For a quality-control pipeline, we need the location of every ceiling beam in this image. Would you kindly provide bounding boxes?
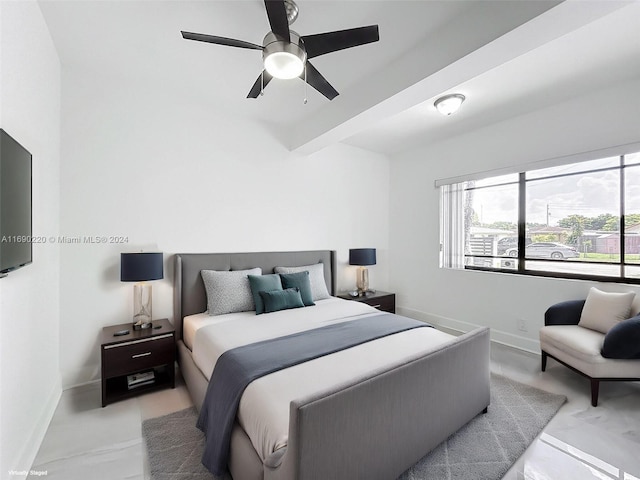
[287,0,631,155]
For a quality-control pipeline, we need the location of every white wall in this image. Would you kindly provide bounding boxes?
[389,77,640,352]
[0,1,61,476]
[59,69,390,387]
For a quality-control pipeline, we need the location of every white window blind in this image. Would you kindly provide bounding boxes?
[439,182,466,269]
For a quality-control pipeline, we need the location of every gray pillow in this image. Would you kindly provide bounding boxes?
[201,267,262,315]
[274,263,330,301]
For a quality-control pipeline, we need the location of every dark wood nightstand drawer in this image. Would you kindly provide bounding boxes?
[337,291,396,314]
[102,334,174,378]
[360,295,395,313]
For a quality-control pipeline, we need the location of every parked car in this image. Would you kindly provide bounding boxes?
[506,242,579,259]
[497,237,531,255]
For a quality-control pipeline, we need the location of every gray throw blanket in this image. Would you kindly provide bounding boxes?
[196,313,430,475]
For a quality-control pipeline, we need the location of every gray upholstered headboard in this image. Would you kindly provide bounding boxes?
[173,250,336,341]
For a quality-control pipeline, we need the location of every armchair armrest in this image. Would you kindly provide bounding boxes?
[602,316,640,359]
[544,299,585,326]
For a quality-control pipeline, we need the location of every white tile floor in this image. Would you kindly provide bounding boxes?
[494,344,640,480]
[31,342,640,480]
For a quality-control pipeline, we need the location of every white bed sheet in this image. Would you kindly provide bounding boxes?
[189,297,454,463]
[184,310,252,351]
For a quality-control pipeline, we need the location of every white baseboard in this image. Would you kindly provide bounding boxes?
[63,378,100,391]
[397,306,541,355]
[9,379,62,480]
[61,364,100,390]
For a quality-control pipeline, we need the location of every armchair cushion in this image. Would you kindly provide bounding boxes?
[540,325,605,364]
[601,315,640,359]
[540,325,640,378]
[577,287,635,333]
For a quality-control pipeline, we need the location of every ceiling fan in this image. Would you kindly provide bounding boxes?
[181,0,379,101]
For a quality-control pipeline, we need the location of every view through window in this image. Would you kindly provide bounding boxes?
[440,151,640,282]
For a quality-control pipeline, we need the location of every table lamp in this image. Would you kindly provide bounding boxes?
[349,248,376,295]
[120,252,163,330]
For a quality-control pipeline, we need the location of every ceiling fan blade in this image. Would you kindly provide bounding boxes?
[181,31,263,50]
[302,25,379,59]
[264,0,290,42]
[247,70,274,98]
[302,61,339,101]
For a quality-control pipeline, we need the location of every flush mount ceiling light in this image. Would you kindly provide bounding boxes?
[262,31,306,79]
[434,93,466,116]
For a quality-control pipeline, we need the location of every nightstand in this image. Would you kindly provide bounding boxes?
[337,291,396,314]
[100,318,176,407]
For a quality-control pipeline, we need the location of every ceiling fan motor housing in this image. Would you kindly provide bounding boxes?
[262,31,307,79]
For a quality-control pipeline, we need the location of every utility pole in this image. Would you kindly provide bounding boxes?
[546,204,550,226]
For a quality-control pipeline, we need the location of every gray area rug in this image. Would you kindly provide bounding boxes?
[142,374,565,480]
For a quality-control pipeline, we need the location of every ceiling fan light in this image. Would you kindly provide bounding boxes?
[434,94,465,116]
[262,31,306,80]
[264,51,304,79]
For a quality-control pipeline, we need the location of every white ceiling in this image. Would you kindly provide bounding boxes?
[344,1,640,155]
[38,0,640,156]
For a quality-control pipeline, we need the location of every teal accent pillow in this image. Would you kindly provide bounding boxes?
[274,263,330,301]
[279,271,315,306]
[248,274,283,314]
[260,288,305,313]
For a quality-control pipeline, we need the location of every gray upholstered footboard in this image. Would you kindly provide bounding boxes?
[179,327,490,480]
[264,326,491,480]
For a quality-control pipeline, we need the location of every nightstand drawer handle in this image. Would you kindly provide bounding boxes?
[371,304,381,309]
[132,352,152,359]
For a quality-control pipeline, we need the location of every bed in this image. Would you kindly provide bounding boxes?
[174,250,490,480]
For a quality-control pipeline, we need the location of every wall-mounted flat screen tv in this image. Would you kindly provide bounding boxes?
[0,129,33,276]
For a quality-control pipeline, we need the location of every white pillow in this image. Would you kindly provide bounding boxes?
[201,268,262,315]
[274,263,331,301]
[578,287,635,333]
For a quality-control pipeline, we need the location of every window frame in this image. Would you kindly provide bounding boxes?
[450,153,640,284]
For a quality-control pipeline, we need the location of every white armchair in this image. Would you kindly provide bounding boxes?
[539,289,640,406]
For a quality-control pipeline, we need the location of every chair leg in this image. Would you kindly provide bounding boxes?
[590,378,599,407]
[541,351,547,371]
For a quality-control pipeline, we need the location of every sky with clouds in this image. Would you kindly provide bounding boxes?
[469,153,640,227]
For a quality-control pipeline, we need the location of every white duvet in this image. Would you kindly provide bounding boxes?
[187,297,454,463]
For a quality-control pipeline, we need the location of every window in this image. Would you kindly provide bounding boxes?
[440,149,640,283]
[624,152,640,277]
